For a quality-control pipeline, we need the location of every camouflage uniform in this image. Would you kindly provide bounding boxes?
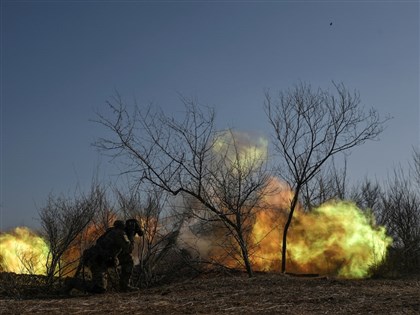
[84,220,134,293]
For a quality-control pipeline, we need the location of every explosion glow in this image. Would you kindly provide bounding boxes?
[0,227,49,275]
[1,136,392,279]
[237,178,392,278]
[0,216,140,276]
[180,132,394,279]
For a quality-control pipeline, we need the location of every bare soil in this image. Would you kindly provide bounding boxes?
[0,272,419,314]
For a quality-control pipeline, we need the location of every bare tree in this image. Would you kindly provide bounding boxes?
[265,82,389,273]
[301,157,348,210]
[15,246,44,275]
[114,186,182,287]
[351,177,382,220]
[96,96,271,277]
[380,167,420,272]
[183,129,272,276]
[411,147,420,187]
[39,185,102,284]
[63,185,115,279]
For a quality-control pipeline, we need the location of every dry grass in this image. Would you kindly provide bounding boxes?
[0,272,419,314]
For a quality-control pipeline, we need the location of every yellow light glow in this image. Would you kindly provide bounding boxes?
[249,179,392,278]
[0,227,50,275]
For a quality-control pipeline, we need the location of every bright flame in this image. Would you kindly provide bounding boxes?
[250,179,393,278]
[179,177,392,278]
[181,131,393,279]
[0,214,163,276]
[0,220,114,276]
[0,227,49,275]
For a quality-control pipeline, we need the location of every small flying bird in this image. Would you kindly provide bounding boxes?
[330,22,333,26]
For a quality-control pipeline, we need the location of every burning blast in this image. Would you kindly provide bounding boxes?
[0,222,113,277]
[250,178,393,278]
[1,197,392,279]
[0,227,49,275]
[178,131,393,279]
[0,132,392,279]
[180,178,392,278]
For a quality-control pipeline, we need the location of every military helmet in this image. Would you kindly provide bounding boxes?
[125,218,143,236]
[113,220,125,230]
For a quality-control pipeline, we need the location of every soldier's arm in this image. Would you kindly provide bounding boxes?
[117,231,132,253]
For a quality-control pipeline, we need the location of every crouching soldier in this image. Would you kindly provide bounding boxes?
[83,219,143,293]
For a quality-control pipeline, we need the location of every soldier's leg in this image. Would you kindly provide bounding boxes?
[90,262,107,293]
[118,253,137,291]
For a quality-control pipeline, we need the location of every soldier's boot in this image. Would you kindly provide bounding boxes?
[120,283,139,292]
[62,277,75,295]
[90,267,107,294]
[119,274,139,292]
[89,284,106,294]
[62,277,88,295]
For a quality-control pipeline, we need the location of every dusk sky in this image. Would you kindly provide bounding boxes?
[1,1,419,230]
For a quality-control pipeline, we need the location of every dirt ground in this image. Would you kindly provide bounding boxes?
[0,272,419,314]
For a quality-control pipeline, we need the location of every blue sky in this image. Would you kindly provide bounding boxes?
[1,1,419,230]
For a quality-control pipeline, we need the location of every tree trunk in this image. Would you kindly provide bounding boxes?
[46,255,60,285]
[239,237,254,277]
[281,185,301,273]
